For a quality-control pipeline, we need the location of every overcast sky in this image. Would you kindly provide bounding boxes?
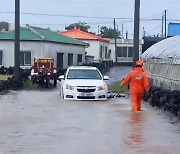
[0,0,180,38]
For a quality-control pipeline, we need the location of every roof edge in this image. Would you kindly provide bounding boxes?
[26,24,46,40]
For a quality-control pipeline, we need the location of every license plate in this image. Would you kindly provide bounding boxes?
[79,93,93,96]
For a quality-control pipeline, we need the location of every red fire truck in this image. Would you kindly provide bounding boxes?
[31,58,57,88]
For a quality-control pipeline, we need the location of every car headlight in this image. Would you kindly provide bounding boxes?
[98,84,107,91]
[66,84,74,90]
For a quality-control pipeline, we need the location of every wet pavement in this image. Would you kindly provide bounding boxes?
[0,66,180,154]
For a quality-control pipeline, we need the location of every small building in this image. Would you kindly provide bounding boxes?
[142,36,164,54]
[0,22,15,31]
[168,22,180,37]
[60,28,113,68]
[109,38,142,65]
[0,25,88,69]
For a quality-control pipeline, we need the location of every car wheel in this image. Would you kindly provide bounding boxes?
[45,76,50,88]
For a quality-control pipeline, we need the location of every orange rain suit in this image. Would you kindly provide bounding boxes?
[121,67,149,112]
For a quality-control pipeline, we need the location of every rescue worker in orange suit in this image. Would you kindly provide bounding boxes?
[121,60,149,112]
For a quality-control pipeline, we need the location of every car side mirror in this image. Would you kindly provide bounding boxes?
[103,76,109,80]
[58,75,65,81]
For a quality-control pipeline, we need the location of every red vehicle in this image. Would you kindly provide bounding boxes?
[31,58,57,88]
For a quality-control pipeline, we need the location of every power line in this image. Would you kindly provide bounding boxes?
[1,11,180,22]
[34,0,180,5]
[21,21,113,26]
[49,0,131,5]
[141,11,164,19]
[0,11,131,20]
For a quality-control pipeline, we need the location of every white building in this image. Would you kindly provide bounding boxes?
[60,28,113,68]
[109,38,143,65]
[0,25,88,69]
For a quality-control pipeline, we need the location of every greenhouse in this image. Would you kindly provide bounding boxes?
[141,36,180,90]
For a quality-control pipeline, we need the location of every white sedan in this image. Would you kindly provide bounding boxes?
[59,66,109,100]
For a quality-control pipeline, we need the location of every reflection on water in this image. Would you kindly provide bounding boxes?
[1,83,180,153]
[124,112,145,148]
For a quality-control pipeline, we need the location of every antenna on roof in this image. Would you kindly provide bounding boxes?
[26,24,46,40]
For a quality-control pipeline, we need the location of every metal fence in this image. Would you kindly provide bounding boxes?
[143,62,180,90]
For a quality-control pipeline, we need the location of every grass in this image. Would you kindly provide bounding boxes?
[109,80,128,94]
[23,80,40,90]
[0,75,12,81]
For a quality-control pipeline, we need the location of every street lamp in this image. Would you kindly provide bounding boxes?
[14,0,20,80]
[133,0,140,67]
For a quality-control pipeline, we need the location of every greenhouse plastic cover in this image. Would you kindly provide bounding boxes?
[141,35,180,59]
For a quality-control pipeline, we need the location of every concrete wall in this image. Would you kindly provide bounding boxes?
[0,40,86,69]
[143,62,180,90]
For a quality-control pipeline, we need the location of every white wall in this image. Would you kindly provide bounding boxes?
[83,40,109,63]
[0,41,86,68]
[0,41,44,68]
[109,38,142,62]
[99,41,109,60]
[21,42,44,67]
[43,42,85,68]
[0,41,14,67]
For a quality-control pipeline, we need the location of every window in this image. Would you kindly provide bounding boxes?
[100,46,103,58]
[122,47,127,57]
[128,47,133,57]
[20,51,31,66]
[77,54,82,63]
[0,50,2,65]
[67,69,102,80]
[107,50,111,58]
[117,47,123,57]
[68,53,73,65]
[117,47,127,57]
[105,47,108,58]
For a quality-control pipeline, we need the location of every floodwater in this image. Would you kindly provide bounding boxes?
[0,66,180,154]
[103,66,132,86]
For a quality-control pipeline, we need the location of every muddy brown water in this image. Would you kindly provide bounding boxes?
[0,66,180,154]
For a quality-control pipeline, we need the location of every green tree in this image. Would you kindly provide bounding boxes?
[100,26,121,38]
[65,22,90,32]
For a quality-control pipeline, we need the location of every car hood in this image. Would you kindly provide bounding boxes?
[65,79,105,87]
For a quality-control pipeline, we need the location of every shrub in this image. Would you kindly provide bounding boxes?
[23,80,39,89]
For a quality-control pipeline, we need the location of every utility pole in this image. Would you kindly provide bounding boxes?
[98,25,100,36]
[126,31,128,39]
[133,0,140,67]
[14,0,20,80]
[113,18,117,63]
[122,24,124,39]
[164,10,167,38]
[161,14,164,37]
[143,27,145,37]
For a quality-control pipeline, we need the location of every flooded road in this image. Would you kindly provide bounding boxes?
[103,66,132,86]
[0,66,180,154]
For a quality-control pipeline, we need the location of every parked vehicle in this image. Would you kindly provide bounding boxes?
[58,66,109,100]
[31,58,57,88]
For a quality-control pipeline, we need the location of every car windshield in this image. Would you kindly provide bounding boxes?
[67,69,102,80]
